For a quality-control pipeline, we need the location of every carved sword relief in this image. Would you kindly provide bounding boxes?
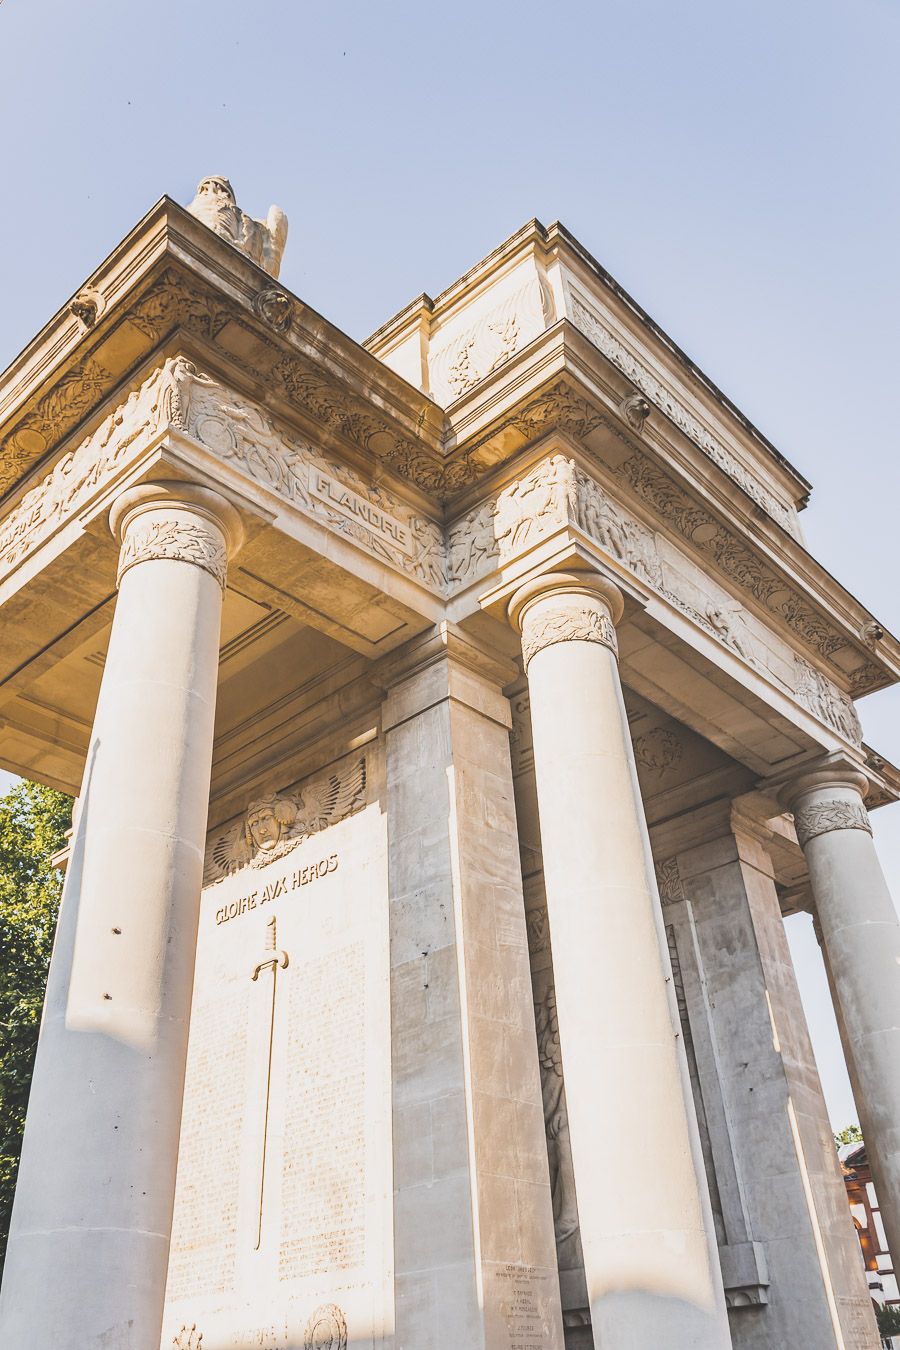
[250,915,289,1251]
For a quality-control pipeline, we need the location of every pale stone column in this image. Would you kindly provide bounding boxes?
[658,803,880,1348]
[508,571,732,1350]
[378,626,565,1350]
[783,760,900,1271]
[0,481,242,1349]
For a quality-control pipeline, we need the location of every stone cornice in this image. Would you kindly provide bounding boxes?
[1,200,896,709]
[0,198,447,505]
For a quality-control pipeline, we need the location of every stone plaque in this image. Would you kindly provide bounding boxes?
[162,805,391,1349]
[309,469,413,556]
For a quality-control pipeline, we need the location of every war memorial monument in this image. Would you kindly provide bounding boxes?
[0,178,898,1349]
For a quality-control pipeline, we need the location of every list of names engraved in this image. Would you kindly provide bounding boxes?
[167,981,249,1301]
[279,943,366,1280]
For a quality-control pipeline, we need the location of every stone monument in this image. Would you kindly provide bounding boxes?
[0,177,897,1350]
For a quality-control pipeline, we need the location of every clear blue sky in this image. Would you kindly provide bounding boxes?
[1,0,898,1128]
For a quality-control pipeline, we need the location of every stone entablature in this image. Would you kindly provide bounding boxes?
[0,202,895,703]
[367,219,807,538]
[0,353,868,753]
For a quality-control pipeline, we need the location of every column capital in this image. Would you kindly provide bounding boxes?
[508,569,624,670]
[778,753,869,810]
[778,754,872,848]
[109,480,244,590]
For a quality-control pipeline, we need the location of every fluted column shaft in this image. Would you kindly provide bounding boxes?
[0,481,242,1349]
[509,571,731,1350]
[785,764,900,1269]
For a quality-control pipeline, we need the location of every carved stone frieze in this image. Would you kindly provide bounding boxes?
[794,655,863,747]
[617,452,883,695]
[203,757,367,885]
[526,905,550,958]
[117,519,228,589]
[184,375,447,591]
[655,857,685,905]
[575,465,662,587]
[793,799,872,849]
[0,358,448,594]
[569,292,799,537]
[520,603,618,670]
[0,356,199,575]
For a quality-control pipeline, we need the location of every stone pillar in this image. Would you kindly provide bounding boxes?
[508,571,731,1350]
[0,481,242,1349]
[378,626,565,1350]
[783,759,900,1271]
[657,802,880,1348]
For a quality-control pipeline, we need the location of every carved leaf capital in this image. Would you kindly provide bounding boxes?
[793,799,872,848]
[520,602,618,670]
[117,519,228,589]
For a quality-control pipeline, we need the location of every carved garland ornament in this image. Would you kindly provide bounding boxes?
[520,603,618,670]
[793,799,872,849]
[118,519,227,589]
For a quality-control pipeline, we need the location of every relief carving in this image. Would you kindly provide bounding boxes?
[794,656,863,747]
[618,452,882,696]
[117,519,228,589]
[526,905,550,958]
[509,689,534,778]
[655,857,685,905]
[793,799,871,849]
[0,357,449,593]
[633,727,683,777]
[570,293,798,536]
[575,468,662,586]
[430,278,546,402]
[534,986,580,1253]
[204,757,366,885]
[303,1303,348,1350]
[0,356,202,576]
[520,603,618,670]
[447,454,576,587]
[186,377,448,590]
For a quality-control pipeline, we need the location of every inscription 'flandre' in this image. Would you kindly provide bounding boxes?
[310,470,412,555]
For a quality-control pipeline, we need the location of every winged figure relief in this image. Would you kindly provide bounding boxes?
[203,757,367,885]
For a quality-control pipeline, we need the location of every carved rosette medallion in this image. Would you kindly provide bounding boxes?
[117,519,228,589]
[304,1303,348,1350]
[520,603,618,671]
[793,799,872,849]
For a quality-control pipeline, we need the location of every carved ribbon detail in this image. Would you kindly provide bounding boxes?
[118,519,228,589]
[793,799,872,848]
[520,603,618,670]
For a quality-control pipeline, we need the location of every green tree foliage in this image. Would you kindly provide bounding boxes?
[876,1301,900,1337]
[0,780,71,1269]
[835,1123,864,1148]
